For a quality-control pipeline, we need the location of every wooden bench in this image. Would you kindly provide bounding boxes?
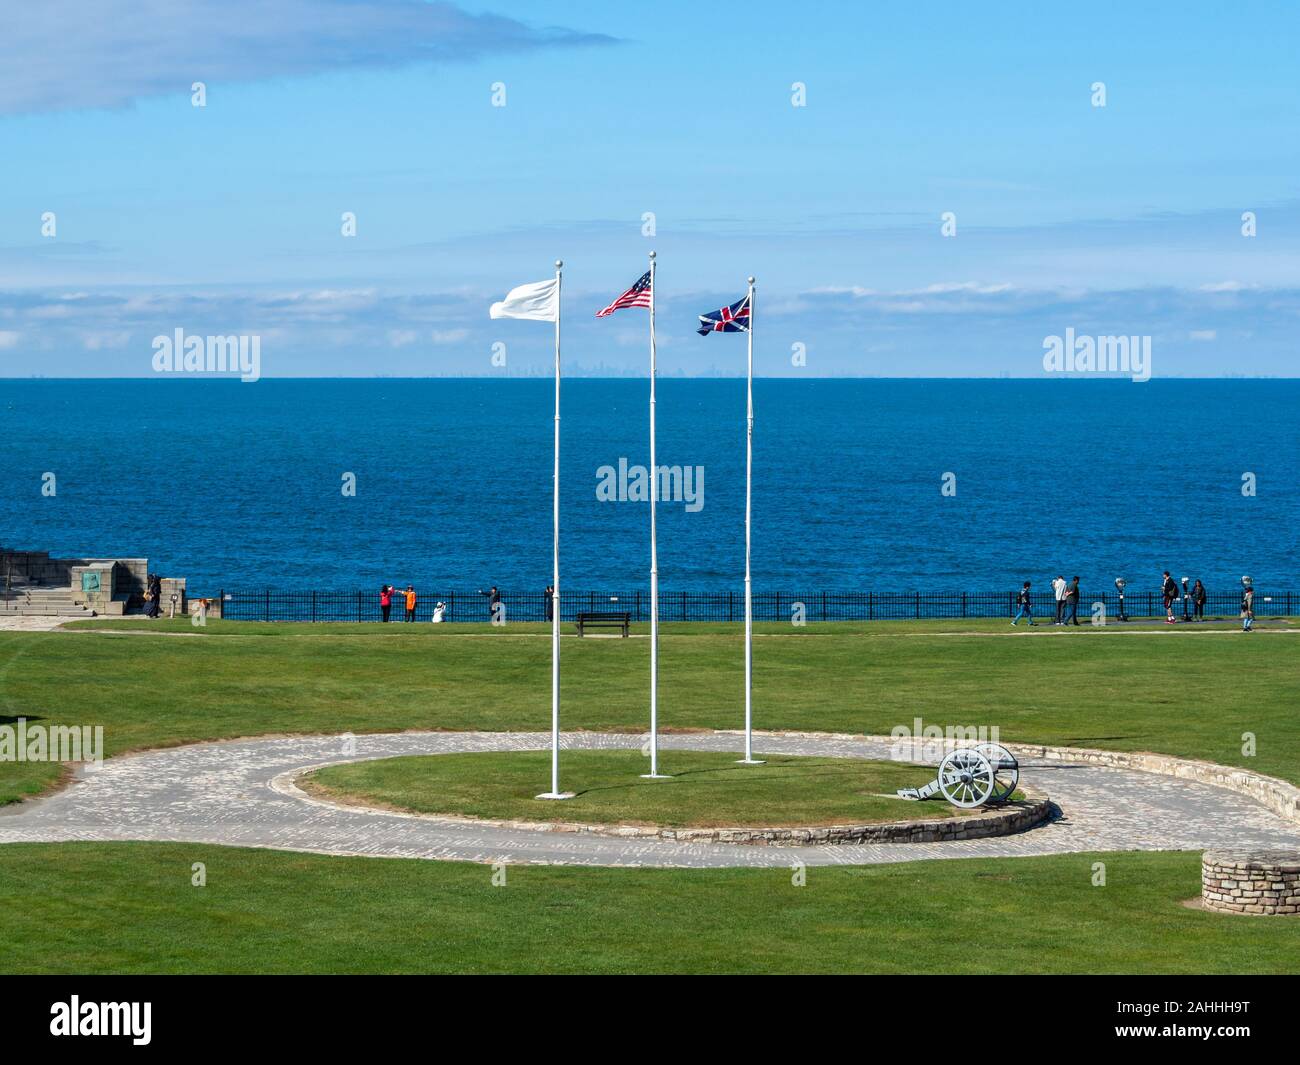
[576,611,630,637]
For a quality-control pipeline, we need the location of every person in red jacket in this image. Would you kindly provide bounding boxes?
[379,584,393,622]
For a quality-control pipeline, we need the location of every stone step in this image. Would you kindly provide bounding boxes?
[0,606,95,616]
[8,591,77,600]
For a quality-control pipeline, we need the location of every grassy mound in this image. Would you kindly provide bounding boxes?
[302,749,957,827]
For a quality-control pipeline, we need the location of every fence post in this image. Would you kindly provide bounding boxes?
[264,589,270,622]
[821,591,827,621]
[357,591,362,622]
[915,592,920,619]
[311,590,317,624]
[962,592,967,618]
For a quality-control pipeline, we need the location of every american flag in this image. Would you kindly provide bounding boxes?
[595,270,652,317]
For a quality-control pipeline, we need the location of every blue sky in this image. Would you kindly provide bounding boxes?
[1,0,1297,377]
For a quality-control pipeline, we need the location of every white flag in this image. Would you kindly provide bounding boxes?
[490,278,559,322]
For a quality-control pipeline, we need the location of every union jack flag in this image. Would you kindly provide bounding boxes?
[595,271,652,317]
[697,294,750,335]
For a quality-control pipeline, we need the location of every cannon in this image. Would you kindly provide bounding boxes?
[896,743,1020,809]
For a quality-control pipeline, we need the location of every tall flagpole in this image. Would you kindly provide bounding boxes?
[642,249,668,779]
[537,260,573,799]
[738,276,764,765]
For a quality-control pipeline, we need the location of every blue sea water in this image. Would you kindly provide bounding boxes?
[1,378,1297,596]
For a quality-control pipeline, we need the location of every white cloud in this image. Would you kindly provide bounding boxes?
[0,330,20,348]
[1189,330,1217,341]
[0,1,614,116]
[81,331,131,350]
[430,329,469,344]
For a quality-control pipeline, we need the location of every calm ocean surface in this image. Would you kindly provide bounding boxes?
[2,378,1297,596]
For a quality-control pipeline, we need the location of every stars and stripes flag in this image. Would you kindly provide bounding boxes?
[595,270,652,316]
[697,294,751,335]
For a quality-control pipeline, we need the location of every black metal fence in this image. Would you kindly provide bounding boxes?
[214,589,1296,623]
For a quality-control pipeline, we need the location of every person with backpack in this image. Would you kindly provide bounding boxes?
[1012,581,1034,626]
[1162,571,1178,624]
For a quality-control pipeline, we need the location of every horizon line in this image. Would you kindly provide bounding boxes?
[2,375,1296,382]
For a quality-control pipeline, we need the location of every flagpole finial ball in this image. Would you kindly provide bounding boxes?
[748,276,756,285]
[649,250,656,260]
[555,260,563,269]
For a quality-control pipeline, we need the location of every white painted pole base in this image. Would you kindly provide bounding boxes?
[639,773,672,779]
[535,792,576,800]
[735,759,766,765]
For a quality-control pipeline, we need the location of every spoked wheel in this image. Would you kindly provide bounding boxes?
[937,749,995,808]
[973,742,1020,803]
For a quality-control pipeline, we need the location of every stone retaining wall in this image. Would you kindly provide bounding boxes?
[292,773,1052,847]
[1202,851,1300,915]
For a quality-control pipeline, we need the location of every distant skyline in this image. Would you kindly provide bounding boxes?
[2,1,1298,378]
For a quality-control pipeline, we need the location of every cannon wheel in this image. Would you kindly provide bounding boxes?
[974,742,1019,803]
[937,749,995,808]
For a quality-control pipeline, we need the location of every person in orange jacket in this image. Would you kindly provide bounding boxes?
[403,585,417,622]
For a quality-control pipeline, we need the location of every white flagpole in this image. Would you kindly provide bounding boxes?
[738,276,764,765]
[642,250,668,779]
[537,260,572,799]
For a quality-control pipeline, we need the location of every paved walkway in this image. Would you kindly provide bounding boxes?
[0,616,77,632]
[2,731,1298,867]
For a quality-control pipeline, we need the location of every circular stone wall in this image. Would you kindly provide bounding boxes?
[1202,851,1300,915]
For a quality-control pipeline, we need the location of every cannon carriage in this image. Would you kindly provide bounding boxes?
[896,742,1020,809]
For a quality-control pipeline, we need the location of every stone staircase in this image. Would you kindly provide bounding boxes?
[0,579,98,618]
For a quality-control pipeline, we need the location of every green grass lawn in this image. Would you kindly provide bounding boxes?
[302,750,957,826]
[2,619,1297,805]
[0,843,1295,974]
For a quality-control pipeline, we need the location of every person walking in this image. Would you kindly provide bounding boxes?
[1162,571,1178,624]
[1052,575,1067,625]
[1241,583,1255,632]
[144,573,162,619]
[379,584,393,622]
[1066,576,1081,625]
[403,584,417,622]
[1012,581,1034,626]
[1192,579,1207,621]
